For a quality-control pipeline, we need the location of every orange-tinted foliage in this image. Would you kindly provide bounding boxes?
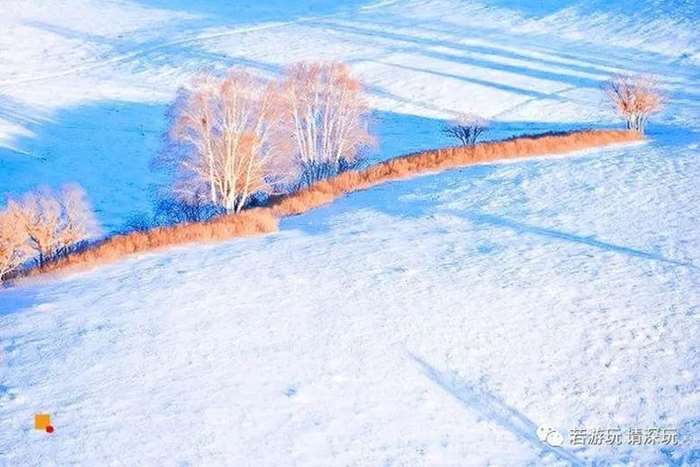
[18,129,641,282]
[27,208,278,277]
[0,200,31,280]
[165,69,290,212]
[275,62,373,170]
[270,129,642,216]
[604,75,663,133]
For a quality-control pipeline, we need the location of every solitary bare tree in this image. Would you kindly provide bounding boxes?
[0,200,31,281]
[443,114,489,146]
[276,62,373,186]
[166,69,289,213]
[604,74,663,134]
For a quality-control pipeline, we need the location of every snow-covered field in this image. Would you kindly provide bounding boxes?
[1,0,699,465]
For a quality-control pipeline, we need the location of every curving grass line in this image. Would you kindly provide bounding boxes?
[268,129,642,216]
[18,129,642,282]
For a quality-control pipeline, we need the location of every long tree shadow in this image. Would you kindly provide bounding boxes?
[0,53,281,234]
[365,60,565,101]
[324,15,700,101]
[348,15,637,78]
[311,19,606,90]
[283,118,697,271]
[286,181,698,272]
[468,212,698,270]
[409,353,585,466]
[348,11,700,79]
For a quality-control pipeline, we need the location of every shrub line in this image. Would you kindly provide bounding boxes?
[13,129,642,284]
[268,129,642,216]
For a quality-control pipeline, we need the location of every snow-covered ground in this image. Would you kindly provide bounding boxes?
[1,0,699,465]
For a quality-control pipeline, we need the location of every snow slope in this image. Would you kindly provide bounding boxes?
[1,0,699,465]
[1,0,698,230]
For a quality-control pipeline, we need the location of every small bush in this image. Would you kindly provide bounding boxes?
[123,189,223,234]
[442,114,489,146]
[152,197,222,227]
[603,74,663,134]
[294,156,366,190]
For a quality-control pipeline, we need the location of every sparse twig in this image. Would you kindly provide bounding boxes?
[603,74,663,134]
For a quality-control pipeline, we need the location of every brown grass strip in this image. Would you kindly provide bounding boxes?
[270,129,642,216]
[27,208,278,277]
[20,129,641,281]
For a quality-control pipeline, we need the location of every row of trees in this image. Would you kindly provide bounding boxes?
[160,63,663,216]
[439,74,663,148]
[159,62,374,213]
[0,185,98,281]
[1,67,663,282]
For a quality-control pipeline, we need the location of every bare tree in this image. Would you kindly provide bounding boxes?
[442,114,489,146]
[276,62,373,187]
[19,188,64,266]
[0,200,30,281]
[165,69,289,213]
[56,184,100,254]
[603,74,663,134]
[15,185,99,266]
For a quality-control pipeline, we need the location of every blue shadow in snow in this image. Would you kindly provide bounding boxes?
[0,106,444,233]
[319,16,700,103]
[411,354,699,464]
[20,19,283,78]
[0,100,169,232]
[286,170,698,270]
[409,353,586,466]
[0,286,38,317]
[367,110,449,163]
[313,19,601,93]
[283,116,697,271]
[129,0,370,22]
[468,212,698,270]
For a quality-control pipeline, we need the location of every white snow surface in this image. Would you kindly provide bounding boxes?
[1,0,699,465]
